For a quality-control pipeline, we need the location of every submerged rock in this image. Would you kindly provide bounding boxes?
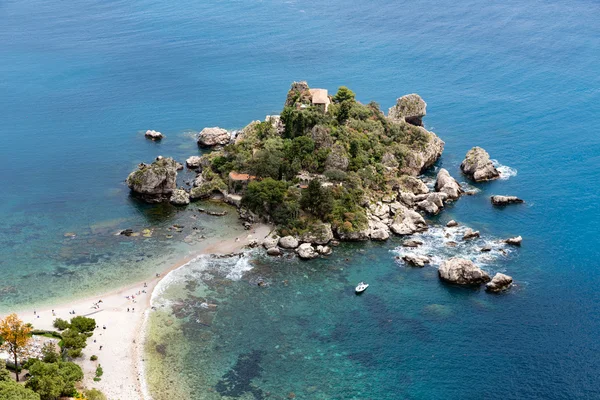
[486,273,513,293]
[402,254,431,267]
[438,258,491,285]
[197,127,230,147]
[491,195,524,206]
[388,94,427,126]
[126,157,178,203]
[505,236,522,246]
[296,243,318,259]
[278,236,299,249]
[460,147,500,181]
[145,129,163,141]
[435,168,463,200]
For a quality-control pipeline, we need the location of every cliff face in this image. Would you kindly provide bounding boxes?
[126,157,178,203]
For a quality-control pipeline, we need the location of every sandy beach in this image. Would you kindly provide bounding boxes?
[15,223,272,400]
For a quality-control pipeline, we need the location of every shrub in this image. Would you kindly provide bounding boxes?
[95,364,103,378]
[69,316,96,333]
[84,388,107,400]
[53,318,70,331]
[90,355,98,361]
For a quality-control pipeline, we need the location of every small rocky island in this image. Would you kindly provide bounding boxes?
[126,82,519,293]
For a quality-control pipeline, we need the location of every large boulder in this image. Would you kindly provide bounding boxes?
[416,192,448,214]
[197,127,230,147]
[388,94,427,126]
[505,236,522,246]
[169,188,190,206]
[435,168,463,200]
[463,229,480,240]
[491,195,524,206]
[460,147,500,182]
[298,223,334,245]
[262,235,280,250]
[145,130,163,141]
[486,273,513,293]
[369,221,390,241]
[369,202,390,219]
[296,243,318,260]
[278,236,299,249]
[398,126,445,176]
[266,247,282,257]
[390,204,428,235]
[402,254,431,267]
[398,176,429,195]
[126,157,178,203]
[186,156,202,169]
[438,258,491,285]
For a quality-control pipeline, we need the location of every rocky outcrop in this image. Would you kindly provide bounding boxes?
[262,235,280,250]
[325,144,349,171]
[402,254,431,267]
[435,169,463,200]
[438,258,491,285]
[446,220,458,227]
[399,126,445,176]
[335,227,370,241]
[285,81,311,107]
[316,245,332,255]
[505,236,522,246]
[416,192,448,214]
[296,243,318,260]
[460,147,499,181]
[126,157,178,203]
[186,156,202,169]
[398,176,429,195]
[278,236,299,249]
[402,239,423,248]
[169,188,190,206]
[388,94,427,126]
[463,229,480,240]
[486,273,513,293]
[197,127,230,147]
[491,195,524,206]
[266,247,281,256]
[298,223,334,245]
[390,205,428,235]
[369,221,390,241]
[369,202,390,219]
[145,130,163,141]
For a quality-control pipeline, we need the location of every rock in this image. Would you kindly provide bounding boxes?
[446,241,458,247]
[402,239,423,248]
[388,94,427,126]
[390,205,428,235]
[416,192,448,214]
[486,273,513,293]
[176,162,184,171]
[491,195,524,206]
[460,147,500,182]
[247,239,259,248]
[398,126,445,176]
[278,236,299,249]
[463,229,480,240]
[285,81,311,107]
[402,254,431,267]
[316,245,332,255]
[446,220,458,227]
[438,258,491,285]
[296,243,318,260]
[186,156,202,169]
[480,245,492,252]
[397,192,417,207]
[369,202,390,219]
[169,189,190,206]
[334,226,370,241]
[369,221,390,241]
[224,193,242,207]
[192,174,205,188]
[435,169,463,200]
[126,157,178,203]
[266,247,281,257]
[325,144,349,171]
[262,235,280,250]
[504,236,522,246]
[197,127,230,147]
[145,130,163,141]
[119,229,134,236]
[298,223,334,245]
[398,176,429,195]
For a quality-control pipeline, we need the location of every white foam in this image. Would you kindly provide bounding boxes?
[225,255,253,281]
[492,159,518,180]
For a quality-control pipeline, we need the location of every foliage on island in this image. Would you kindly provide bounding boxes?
[197,83,440,236]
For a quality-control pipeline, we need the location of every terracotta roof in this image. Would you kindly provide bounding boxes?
[309,88,330,105]
[229,171,255,181]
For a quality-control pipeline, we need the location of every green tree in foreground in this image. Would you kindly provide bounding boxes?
[26,360,83,400]
[61,328,88,358]
[0,380,40,400]
[69,316,96,333]
[84,388,107,400]
[0,360,11,382]
[0,313,32,381]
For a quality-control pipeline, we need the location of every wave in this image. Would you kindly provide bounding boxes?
[492,159,518,180]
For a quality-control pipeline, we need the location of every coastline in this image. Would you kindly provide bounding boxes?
[14,223,273,400]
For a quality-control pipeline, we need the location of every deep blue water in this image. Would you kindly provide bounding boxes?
[2,0,600,398]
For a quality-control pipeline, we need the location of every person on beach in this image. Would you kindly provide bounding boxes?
[127,308,130,312]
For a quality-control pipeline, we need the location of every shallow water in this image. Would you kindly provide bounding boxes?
[2,0,600,398]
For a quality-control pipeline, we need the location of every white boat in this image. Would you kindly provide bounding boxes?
[355,282,369,293]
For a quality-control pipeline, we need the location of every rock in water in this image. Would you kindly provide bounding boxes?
[145,130,163,141]
[491,195,524,206]
[505,236,522,246]
[402,239,423,248]
[262,235,280,250]
[296,243,318,259]
[486,273,513,293]
[197,127,230,147]
[186,156,202,169]
[463,228,480,240]
[390,204,428,235]
[298,223,334,245]
[266,247,281,256]
[460,147,500,181]
[416,192,448,214]
[435,168,463,200]
[126,157,178,203]
[446,220,459,227]
[169,189,190,206]
[402,254,431,267]
[278,236,299,249]
[388,94,427,126]
[316,245,332,255]
[438,258,491,285]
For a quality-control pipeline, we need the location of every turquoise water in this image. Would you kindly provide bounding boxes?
[2,0,600,398]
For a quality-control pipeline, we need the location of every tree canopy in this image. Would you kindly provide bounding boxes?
[0,313,32,382]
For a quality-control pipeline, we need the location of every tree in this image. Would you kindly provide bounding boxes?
[333,86,356,103]
[0,313,32,382]
[52,319,70,331]
[84,388,107,400]
[60,329,88,358]
[0,360,11,382]
[41,343,60,364]
[69,316,96,333]
[300,180,334,219]
[0,380,40,400]
[26,360,83,400]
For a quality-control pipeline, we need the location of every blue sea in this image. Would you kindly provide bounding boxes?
[2,0,600,399]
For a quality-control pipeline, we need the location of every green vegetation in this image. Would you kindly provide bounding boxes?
[25,360,83,400]
[0,380,40,400]
[83,388,107,400]
[201,83,434,236]
[90,355,98,361]
[52,319,70,331]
